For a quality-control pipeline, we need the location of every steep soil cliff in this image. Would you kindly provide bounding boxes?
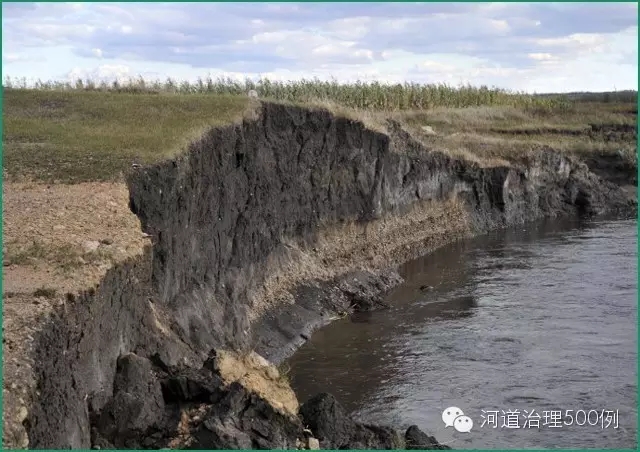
[25,102,636,449]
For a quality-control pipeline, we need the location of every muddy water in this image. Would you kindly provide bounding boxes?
[288,217,637,449]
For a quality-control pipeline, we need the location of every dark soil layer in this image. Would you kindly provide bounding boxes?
[25,102,637,449]
[581,151,638,187]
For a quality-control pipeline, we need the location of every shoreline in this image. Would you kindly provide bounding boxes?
[4,101,637,449]
[255,210,638,368]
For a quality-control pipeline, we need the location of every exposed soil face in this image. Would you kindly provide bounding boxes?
[581,151,638,188]
[7,102,637,449]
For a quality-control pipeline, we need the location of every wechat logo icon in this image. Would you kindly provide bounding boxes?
[442,406,473,433]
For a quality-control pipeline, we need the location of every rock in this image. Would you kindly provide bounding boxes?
[349,423,404,449]
[94,353,165,443]
[189,382,303,450]
[405,425,450,450]
[83,241,100,253]
[419,285,434,292]
[90,427,114,450]
[307,437,320,450]
[159,366,224,404]
[52,224,65,231]
[300,392,412,449]
[99,238,113,245]
[142,436,157,447]
[201,349,218,372]
[421,125,437,135]
[355,293,390,311]
[17,406,28,422]
[158,352,224,404]
[337,269,401,312]
[299,393,355,449]
[17,430,29,449]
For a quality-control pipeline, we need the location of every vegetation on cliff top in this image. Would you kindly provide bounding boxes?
[3,89,250,183]
[4,75,578,110]
[2,77,637,183]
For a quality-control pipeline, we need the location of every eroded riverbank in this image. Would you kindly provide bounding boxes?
[10,102,637,449]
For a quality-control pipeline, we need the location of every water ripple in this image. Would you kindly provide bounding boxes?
[288,218,637,449]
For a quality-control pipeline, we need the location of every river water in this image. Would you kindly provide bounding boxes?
[288,217,637,449]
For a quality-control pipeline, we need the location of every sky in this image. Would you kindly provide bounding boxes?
[2,2,638,93]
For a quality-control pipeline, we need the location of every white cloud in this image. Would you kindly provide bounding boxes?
[3,53,29,63]
[243,31,290,45]
[310,41,374,63]
[534,33,607,48]
[1,2,637,92]
[326,16,371,40]
[418,60,458,73]
[489,19,510,32]
[528,53,556,61]
[67,64,131,82]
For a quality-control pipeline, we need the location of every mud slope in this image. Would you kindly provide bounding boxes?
[26,102,636,449]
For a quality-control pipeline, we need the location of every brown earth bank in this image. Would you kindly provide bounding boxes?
[4,101,637,449]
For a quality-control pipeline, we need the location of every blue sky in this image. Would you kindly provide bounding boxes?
[2,2,638,93]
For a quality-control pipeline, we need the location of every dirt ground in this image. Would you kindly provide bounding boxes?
[2,181,148,449]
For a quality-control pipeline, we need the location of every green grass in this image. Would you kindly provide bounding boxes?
[2,78,637,182]
[536,90,638,104]
[3,89,250,183]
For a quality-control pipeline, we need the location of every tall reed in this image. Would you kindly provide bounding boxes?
[3,75,581,111]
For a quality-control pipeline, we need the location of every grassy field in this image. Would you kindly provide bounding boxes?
[2,79,637,182]
[3,89,251,183]
[395,101,637,165]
